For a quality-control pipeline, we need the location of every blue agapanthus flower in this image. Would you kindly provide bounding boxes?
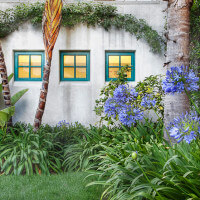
[167,112,200,143]
[118,105,143,127]
[57,120,69,128]
[104,98,117,118]
[104,84,143,127]
[141,95,156,108]
[162,66,199,94]
[113,85,128,103]
[113,85,138,104]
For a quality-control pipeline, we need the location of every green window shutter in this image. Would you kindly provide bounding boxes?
[60,52,90,81]
[14,51,45,81]
[105,52,135,82]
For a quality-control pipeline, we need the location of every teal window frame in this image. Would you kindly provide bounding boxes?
[14,51,44,81]
[105,52,135,82]
[60,52,90,81]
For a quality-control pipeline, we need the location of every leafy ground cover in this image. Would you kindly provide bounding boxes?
[0,172,103,200]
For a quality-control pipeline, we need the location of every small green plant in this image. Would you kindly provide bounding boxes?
[135,74,164,118]
[0,106,15,128]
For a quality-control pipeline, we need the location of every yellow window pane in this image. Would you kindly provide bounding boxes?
[126,68,132,78]
[31,55,41,66]
[18,55,29,66]
[76,68,86,78]
[18,67,29,78]
[109,67,119,78]
[76,56,86,66]
[109,56,119,66]
[64,67,74,78]
[121,56,131,66]
[31,68,41,78]
[64,56,74,66]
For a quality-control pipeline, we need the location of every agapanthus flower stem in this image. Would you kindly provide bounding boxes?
[184,89,200,115]
[153,110,173,146]
[153,109,161,121]
[165,127,173,146]
[144,117,161,142]
[136,160,164,200]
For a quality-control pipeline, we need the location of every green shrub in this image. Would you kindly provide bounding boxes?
[0,122,91,175]
[95,66,164,125]
[63,126,106,172]
[88,134,200,200]
[0,124,63,175]
[63,120,164,172]
[39,122,88,146]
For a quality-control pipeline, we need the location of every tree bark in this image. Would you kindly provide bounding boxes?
[33,0,62,131]
[0,42,11,107]
[0,42,13,126]
[34,62,51,130]
[164,0,193,139]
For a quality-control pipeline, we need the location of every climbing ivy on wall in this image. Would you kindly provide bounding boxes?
[190,0,200,108]
[0,2,164,54]
[190,0,200,71]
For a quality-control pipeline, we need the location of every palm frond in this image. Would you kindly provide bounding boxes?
[42,0,62,61]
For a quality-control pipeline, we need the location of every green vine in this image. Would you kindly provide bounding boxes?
[0,2,164,54]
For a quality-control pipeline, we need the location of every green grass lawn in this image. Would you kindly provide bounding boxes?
[0,172,103,200]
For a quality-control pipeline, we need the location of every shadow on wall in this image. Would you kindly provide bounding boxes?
[13,98,28,122]
[63,85,72,121]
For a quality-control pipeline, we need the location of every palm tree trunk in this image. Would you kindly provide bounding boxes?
[0,42,11,107]
[34,62,51,130]
[0,42,12,126]
[33,0,62,131]
[164,0,193,139]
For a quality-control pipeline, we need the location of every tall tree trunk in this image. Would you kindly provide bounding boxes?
[0,42,12,126]
[164,0,193,139]
[33,0,62,131]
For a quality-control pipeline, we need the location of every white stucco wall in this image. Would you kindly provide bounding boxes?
[0,0,167,126]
